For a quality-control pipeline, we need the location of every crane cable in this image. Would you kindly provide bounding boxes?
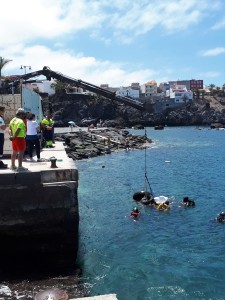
[143,128,153,196]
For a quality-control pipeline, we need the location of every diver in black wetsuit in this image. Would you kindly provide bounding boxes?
[148,198,157,206]
[216,212,225,223]
[181,196,195,207]
[140,193,156,206]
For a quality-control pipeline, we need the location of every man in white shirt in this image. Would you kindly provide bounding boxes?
[0,106,7,169]
[26,113,41,161]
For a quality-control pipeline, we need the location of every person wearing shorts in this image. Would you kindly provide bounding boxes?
[9,108,28,171]
[0,106,7,169]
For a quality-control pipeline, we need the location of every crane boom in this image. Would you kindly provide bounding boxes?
[7,66,145,110]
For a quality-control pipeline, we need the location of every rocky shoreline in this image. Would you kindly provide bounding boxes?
[55,127,152,160]
[46,91,225,129]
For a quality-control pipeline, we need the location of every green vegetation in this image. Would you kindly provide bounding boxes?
[50,80,69,92]
[0,56,12,77]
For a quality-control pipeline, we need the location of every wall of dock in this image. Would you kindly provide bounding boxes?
[0,145,79,268]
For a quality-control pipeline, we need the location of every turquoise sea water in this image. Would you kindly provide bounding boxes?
[77,126,225,300]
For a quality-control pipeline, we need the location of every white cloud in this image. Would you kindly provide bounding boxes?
[1,0,224,87]
[211,17,225,30]
[1,45,158,86]
[108,0,217,41]
[0,0,105,47]
[199,71,220,78]
[0,0,219,47]
[201,47,225,56]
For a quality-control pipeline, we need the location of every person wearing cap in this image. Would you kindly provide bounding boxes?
[0,106,7,169]
[9,108,28,171]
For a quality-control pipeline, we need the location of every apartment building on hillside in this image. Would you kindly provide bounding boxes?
[170,85,193,103]
[190,80,203,90]
[116,83,140,98]
[140,80,157,97]
[168,79,203,90]
[159,82,170,93]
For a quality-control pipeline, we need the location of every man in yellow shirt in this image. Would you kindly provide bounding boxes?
[0,106,7,169]
[9,108,28,171]
[41,113,54,148]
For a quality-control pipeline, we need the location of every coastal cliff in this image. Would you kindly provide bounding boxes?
[44,90,225,127]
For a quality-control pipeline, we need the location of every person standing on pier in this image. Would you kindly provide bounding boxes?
[41,113,54,148]
[26,113,41,161]
[125,137,130,151]
[0,106,7,169]
[9,108,28,171]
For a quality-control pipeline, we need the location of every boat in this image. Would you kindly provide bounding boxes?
[154,125,164,130]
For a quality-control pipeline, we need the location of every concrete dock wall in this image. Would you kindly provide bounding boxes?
[0,142,79,267]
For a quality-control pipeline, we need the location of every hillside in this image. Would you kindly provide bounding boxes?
[205,95,225,112]
[46,91,225,127]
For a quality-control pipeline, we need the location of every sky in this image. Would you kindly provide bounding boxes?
[0,0,225,88]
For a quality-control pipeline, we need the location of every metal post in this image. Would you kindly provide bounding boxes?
[20,65,31,74]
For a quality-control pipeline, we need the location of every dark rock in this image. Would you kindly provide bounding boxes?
[55,128,152,161]
[210,123,224,129]
[42,91,225,127]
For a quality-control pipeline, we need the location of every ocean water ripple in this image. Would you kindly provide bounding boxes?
[77,127,225,299]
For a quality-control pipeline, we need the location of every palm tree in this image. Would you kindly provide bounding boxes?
[182,94,189,103]
[201,89,205,99]
[193,88,199,100]
[222,84,225,96]
[0,56,12,78]
[215,86,221,96]
[209,83,215,96]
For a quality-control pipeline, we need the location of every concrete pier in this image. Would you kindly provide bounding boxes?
[0,141,79,267]
[0,137,118,299]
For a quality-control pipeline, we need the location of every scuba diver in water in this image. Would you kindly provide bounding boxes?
[147,198,158,207]
[181,196,195,207]
[130,207,140,219]
[216,212,225,223]
[140,193,155,206]
[157,200,170,211]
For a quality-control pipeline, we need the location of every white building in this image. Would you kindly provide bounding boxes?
[159,82,170,93]
[29,80,55,95]
[115,83,140,98]
[140,80,157,96]
[65,87,85,94]
[169,85,193,103]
